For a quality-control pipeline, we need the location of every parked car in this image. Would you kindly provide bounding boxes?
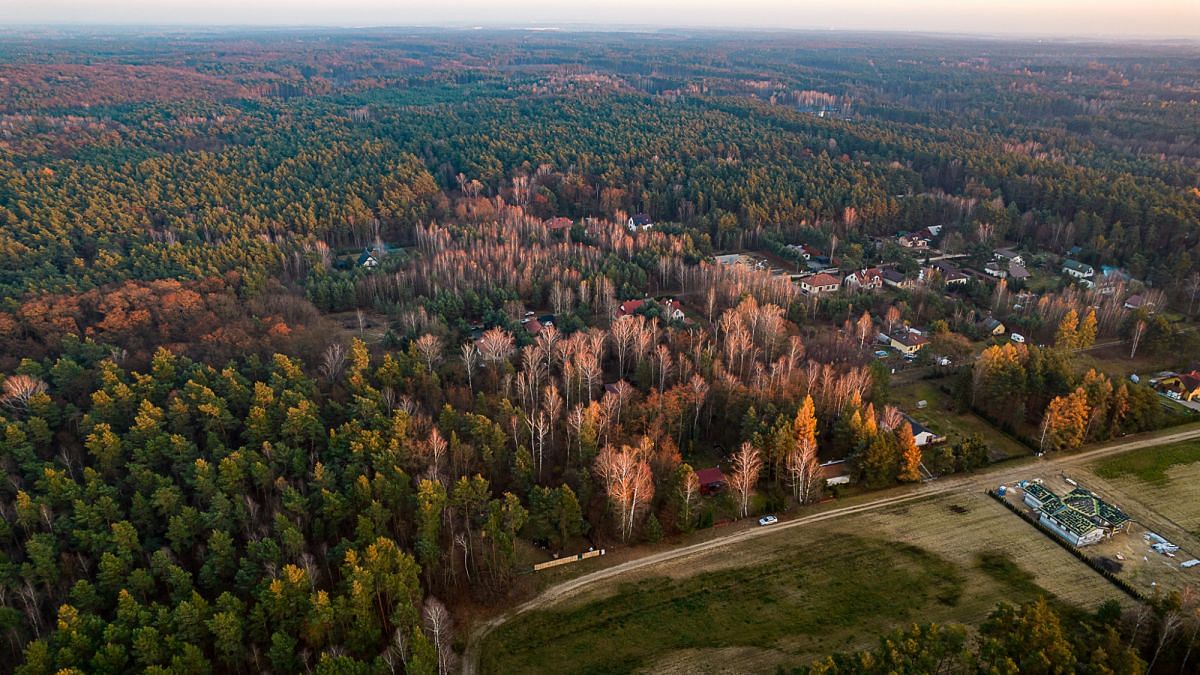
[935,356,952,366]
[874,350,889,358]
[758,515,778,526]
[1010,332,1026,343]
[902,353,917,361]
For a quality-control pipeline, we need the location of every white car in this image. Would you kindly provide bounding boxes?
[1010,332,1025,343]
[758,515,778,526]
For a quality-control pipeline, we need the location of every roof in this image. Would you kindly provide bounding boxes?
[803,272,842,287]
[903,414,935,438]
[1063,487,1130,528]
[1024,482,1055,503]
[994,248,1021,259]
[546,217,574,231]
[695,467,726,486]
[892,332,929,347]
[1124,294,1144,308]
[1008,262,1031,279]
[819,460,850,481]
[522,319,544,335]
[1063,259,1094,274]
[982,317,1004,331]
[630,213,653,226]
[1027,483,1129,536]
[356,248,378,265]
[882,269,907,283]
[616,299,645,317]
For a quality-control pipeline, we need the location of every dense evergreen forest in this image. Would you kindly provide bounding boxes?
[0,28,1198,673]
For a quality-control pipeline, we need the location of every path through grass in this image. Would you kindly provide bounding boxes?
[482,536,1018,674]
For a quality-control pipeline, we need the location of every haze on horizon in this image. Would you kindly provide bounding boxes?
[4,0,1200,40]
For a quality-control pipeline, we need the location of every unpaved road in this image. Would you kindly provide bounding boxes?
[462,425,1200,674]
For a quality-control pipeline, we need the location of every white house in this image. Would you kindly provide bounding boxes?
[627,213,654,231]
[993,248,1026,267]
[1062,259,1095,280]
[799,272,842,296]
[903,414,944,446]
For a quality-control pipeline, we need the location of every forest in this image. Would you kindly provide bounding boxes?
[1,27,1199,674]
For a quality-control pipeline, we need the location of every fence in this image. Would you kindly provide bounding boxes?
[532,549,606,572]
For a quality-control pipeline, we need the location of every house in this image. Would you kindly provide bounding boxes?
[1123,294,1150,311]
[799,272,842,296]
[1007,262,1031,281]
[1022,482,1130,547]
[887,330,929,354]
[881,268,916,289]
[1158,371,1200,401]
[357,248,381,268]
[980,317,1006,336]
[898,231,931,249]
[627,213,654,231]
[546,217,574,232]
[993,248,1026,267]
[983,261,1008,279]
[784,243,821,260]
[522,318,545,336]
[715,253,752,267]
[661,298,686,321]
[820,460,851,486]
[696,467,727,495]
[614,299,645,318]
[923,261,968,286]
[843,268,885,291]
[1062,259,1095,281]
[903,414,945,446]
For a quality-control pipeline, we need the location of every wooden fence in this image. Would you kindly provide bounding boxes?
[532,549,606,572]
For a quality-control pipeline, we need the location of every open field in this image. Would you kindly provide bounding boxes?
[481,488,1126,674]
[1077,440,1200,577]
[1093,439,1200,484]
[890,379,1032,460]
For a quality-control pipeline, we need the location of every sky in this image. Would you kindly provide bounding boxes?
[3,0,1199,39]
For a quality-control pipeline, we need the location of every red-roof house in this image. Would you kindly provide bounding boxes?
[546,217,574,232]
[799,273,842,296]
[843,268,884,291]
[614,299,645,318]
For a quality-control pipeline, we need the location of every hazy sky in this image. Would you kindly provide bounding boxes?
[4,0,1199,39]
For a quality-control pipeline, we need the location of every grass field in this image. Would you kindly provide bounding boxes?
[890,380,1032,460]
[481,489,1126,674]
[1083,439,1200,549]
[1093,439,1200,483]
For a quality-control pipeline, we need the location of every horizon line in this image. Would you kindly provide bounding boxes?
[2,23,1200,44]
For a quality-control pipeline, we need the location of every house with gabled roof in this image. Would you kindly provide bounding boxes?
[843,267,885,291]
[357,248,381,268]
[902,414,945,446]
[1062,259,1095,284]
[627,213,654,231]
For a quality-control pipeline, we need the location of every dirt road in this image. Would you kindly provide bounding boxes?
[461,424,1200,674]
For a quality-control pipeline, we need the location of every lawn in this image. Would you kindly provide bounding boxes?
[890,379,1033,460]
[1092,439,1200,483]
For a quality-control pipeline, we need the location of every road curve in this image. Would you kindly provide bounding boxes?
[461,425,1200,674]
